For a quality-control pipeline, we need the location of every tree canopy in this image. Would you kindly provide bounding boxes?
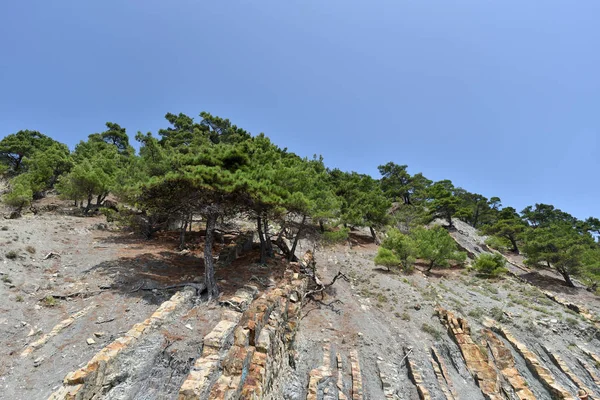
[2,110,599,292]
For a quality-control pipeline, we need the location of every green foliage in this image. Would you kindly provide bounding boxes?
[521,203,578,229]
[523,222,596,287]
[2,175,34,210]
[321,227,350,244]
[377,162,430,205]
[421,323,442,340]
[329,169,390,233]
[427,180,460,226]
[391,203,429,234]
[480,207,526,253]
[484,236,511,252]
[375,228,416,272]
[412,226,466,271]
[0,130,58,173]
[472,253,507,277]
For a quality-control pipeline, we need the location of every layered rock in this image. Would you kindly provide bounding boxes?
[49,289,195,400]
[435,307,502,400]
[542,345,594,398]
[22,304,97,358]
[178,270,307,399]
[404,348,431,400]
[490,324,575,400]
[482,329,535,400]
[430,347,457,400]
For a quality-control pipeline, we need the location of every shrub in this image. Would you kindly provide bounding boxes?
[42,295,58,307]
[412,226,466,272]
[421,323,442,340]
[5,250,18,260]
[321,227,350,244]
[2,175,34,211]
[484,236,511,252]
[375,228,416,272]
[25,246,36,254]
[490,306,506,322]
[468,307,484,320]
[472,253,508,278]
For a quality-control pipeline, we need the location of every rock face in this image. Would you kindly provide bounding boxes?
[435,307,503,400]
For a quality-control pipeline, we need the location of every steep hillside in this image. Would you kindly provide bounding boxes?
[2,203,600,400]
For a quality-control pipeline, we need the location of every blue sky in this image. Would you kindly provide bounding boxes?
[1,1,598,219]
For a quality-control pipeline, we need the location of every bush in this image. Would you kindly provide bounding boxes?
[421,323,442,340]
[484,236,511,252]
[374,228,416,272]
[5,250,18,260]
[472,253,507,278]
[3,177,34,211]
[321,227,350,244]
[412,226,466,272]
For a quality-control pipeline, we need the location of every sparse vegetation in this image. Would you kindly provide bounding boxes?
[2,275,12,283]
[468,307,484,320]
[490,306,505,322]
[321,227,350,245]
[421,323,442,340]
[42,295,58,307]
[472,253,508,278]
[25,245,36,254]
[5,250,18,260]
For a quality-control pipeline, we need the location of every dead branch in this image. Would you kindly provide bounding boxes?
[47,290,104,300]
[301,299,344,320]
[302,271,349,302]
[132,282,206,296]
[43,252,60,260]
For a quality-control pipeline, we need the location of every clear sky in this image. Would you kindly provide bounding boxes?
[1,1,598,219]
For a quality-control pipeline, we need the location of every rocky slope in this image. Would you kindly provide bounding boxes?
[2,206,600,400]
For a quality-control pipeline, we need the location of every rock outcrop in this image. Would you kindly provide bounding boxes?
[436,307,502,400]
[178,270,307,399]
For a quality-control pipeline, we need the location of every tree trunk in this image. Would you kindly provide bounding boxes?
[508,236,519,253]
[84,194,93,214]
[427,260,435,272]
[319,220,325,233]
[369,226,379,244]
[403,194,411,205]
[289,214,307,261]
[256,216,267,264]
[263,216,273,257]
[204,212,219,298]
[179,217,189,249]
[96,194,103,206]
[558,267,576,287]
